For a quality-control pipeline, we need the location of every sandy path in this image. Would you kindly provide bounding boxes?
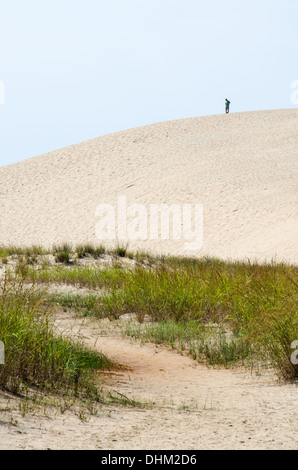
[0,311,297,450]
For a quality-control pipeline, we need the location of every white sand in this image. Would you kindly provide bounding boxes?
[0,109,297,450]
[0,311,297,450]
[0,108,297,263]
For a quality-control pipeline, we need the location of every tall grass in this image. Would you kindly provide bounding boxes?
[1,244,297,380]
[39,258,298,378]
[124,320,251,367]
[0,244,48,258]
[0,274,112,397]
[53,243,73,264]
[85,260,298,378]
[29,264,127,289]
[75,243,106,259]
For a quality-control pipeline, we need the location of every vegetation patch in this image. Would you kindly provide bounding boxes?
[0,275,113,406]
[1,244,297,381]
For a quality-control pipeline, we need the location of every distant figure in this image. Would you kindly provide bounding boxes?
[225,99,230,114]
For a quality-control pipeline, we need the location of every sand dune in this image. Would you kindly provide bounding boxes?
[0,109,297,263]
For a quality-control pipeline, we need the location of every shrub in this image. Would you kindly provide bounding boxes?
[113,244,128,258]
[53,243,72,264]
[75,243,105,259]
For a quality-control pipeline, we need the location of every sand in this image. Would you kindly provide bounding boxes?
[0,109,297,450]
[0,310,297,450]
[0,108,297,263]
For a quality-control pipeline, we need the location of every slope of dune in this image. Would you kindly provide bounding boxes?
[0,109,297,263]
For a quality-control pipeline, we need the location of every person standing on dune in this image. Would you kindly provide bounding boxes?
[225,98,230,114]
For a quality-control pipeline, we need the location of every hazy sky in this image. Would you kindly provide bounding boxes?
[0,0,297,166]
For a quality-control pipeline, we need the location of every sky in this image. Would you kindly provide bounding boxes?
[0,0,298,167]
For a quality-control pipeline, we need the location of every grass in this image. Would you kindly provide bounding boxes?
[47,292,103,318]
[113,243,128,258]
[75,243,106,259]
[124,320,251,367]
[0,273,112,403]
[30,264,127,290]
[1,244,297,381]
[53,243,73,264]
[0,244,49,258]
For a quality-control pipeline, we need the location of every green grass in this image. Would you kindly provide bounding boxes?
[29,264,127,290]
[0,274,112,399]
[47,292,103,318]
[75,243,106,259]
[124,320,251,367]
[39,257,297,379]
[113,244,128,258]
[1,244,297,381]
[0,244,49,258]
[53,243,73,264]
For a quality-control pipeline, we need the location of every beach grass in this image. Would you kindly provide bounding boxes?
[0,273,112,403]
[1,244,297,381]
